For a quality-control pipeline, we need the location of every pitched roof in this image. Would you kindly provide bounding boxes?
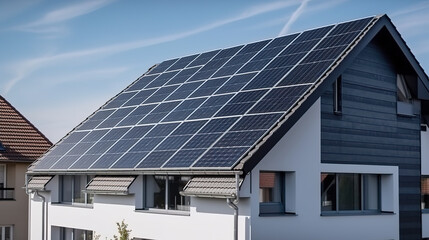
[0,96,52,163]
[29,14,428,175]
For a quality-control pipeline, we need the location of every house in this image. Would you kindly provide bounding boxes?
[26,14,429,240]
[0,96,52,240]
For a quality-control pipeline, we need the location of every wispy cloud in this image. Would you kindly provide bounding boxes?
[13,0,114,33]
[278,0,310,36]
[2,1,297,95]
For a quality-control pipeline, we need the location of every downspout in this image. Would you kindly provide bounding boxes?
[34,190,45,240]
[227,172,240,240]
[25,175,31,240]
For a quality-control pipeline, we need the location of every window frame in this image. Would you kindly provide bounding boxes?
[143,175,191,213]
[59,227,93,240]
[333,76,342,115]
[259,171,289,215]
[0,225,13,240]
[60,175,94,206]
[422,176,429,213]
[321,173,382,215]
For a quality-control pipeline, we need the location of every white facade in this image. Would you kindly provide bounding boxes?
[422,129,429,238]
[29,99,402,240]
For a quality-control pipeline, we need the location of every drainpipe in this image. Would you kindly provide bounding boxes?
[25,175,31,240]
[34,190,46,240]
[227,172,240,240]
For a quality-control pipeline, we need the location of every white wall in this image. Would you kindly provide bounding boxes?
[422,130,429,238]
[248,99,400,240]
[30,175,251,240]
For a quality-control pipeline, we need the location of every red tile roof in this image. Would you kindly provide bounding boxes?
[0,96,52,162]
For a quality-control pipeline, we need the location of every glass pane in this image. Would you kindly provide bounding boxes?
[0,165,5,185]
[338,174,361,211]
[422,177,429,209]
[62,175,73,203]
[168,176,191,211]
[87,176,94,204]
[321,173,336,211]
[259,172,283,203]
[146,176,166,209]
[73,176,86,203]
[4,226,11,240]
[363,174,379,210]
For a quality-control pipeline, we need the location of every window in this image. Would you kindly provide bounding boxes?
[0,164,5,189]
[321,173,380,213]
[144,175,190,211]
[59,227,93,240]
[397,74,412,103]
[333,76,342,114]
[259,172,285,214]
[0,226,12,240]
[61,175,94,205]
[0,165,12,200]
[422,177,429,211]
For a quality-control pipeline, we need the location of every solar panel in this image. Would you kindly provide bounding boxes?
[33,16,376,171]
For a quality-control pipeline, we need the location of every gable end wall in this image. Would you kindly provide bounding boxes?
[321,40,422,239]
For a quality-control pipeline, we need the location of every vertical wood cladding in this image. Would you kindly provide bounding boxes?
[321,40,421,239]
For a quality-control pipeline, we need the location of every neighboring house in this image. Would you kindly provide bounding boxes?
[0,96,52,240]
[26,14,429,240]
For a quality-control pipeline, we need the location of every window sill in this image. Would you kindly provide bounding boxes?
[259,212,296,217]
[321,210,394,216]
[51,202,94,209]
[135,208,190,216]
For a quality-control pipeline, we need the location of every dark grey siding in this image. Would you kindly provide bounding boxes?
[321,40,421,240]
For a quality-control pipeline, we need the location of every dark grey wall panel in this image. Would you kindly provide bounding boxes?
[321,41,421,240]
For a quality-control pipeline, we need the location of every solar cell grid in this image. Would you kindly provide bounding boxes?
[166,81,203,100]
[123,89,157,107]
[143,85,179,104]
[126,74,159,92]
[137,150,176,168]
[163,149,206,168]
[187,50,220,67]
[149,59,178,74]
[166,54,199,71]
[117,104,157,126]
[190,77,229,97]
[146,71,180,88]
[32,16,376,171]
[216,73,257,94]
[188,94,234,119]
[97,107,135,129]
[165,67,201,85]
[103,92,137,109]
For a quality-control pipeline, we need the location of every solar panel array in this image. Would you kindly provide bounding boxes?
[33,17,375,171]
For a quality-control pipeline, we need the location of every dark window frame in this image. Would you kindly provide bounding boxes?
[321,173,382,215]
[259,171,286,215]
[333,76,342,115]
[60,175,94,205]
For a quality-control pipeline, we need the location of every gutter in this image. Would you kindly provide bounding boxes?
[226,172,240,240]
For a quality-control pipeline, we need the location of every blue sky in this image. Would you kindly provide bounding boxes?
[1,0,428,143]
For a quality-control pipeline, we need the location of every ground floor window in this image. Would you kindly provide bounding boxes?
[60,227,93,240]
[0,226,12,240]
[422,176,429,210]
[61,175,94,205]
[144,175,190,211]
[321,173,380,213]
[259,171,285,214]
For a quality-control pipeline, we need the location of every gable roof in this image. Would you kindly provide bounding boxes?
[29,14,428,175]
[0,96,52,163]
